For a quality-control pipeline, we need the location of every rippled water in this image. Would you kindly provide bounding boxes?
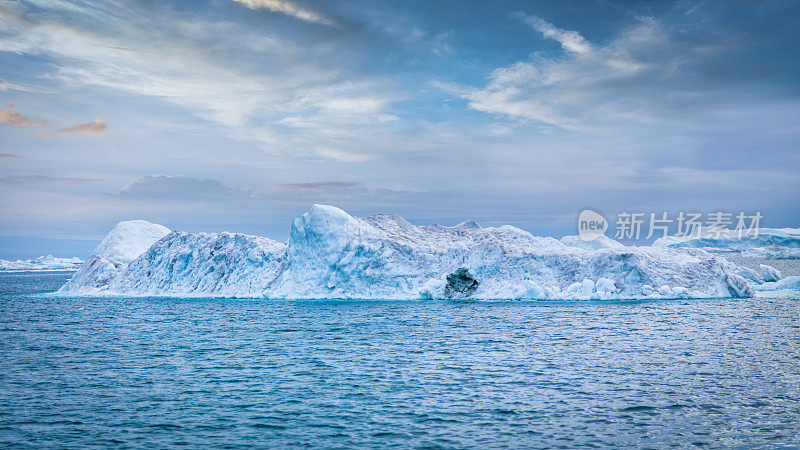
[1,272,799,448]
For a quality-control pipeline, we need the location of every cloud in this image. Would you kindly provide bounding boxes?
[60,118,108,134]
[0,1,398,160]
[120,175,254,202]
[0,79,41,92]
[263,179,428,204]
[0,103,44,127]
[0,153,20,158]
[512,12,592,54]
[230,0,334,26]
[269,181,361,192]
[1,103,106,135]
[315,147,374,162]
[103,45,136,52]
[0,175,101,185]
[120,176,418,204]
[442,12,748,130]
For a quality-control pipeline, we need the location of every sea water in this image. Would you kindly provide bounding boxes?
[1,272,799,447]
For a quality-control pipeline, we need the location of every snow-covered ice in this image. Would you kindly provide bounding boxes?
[91,220,173,264]
[560,234,625,250]
[106,231,286,297]
[57,205,757,300]
[760,264,782,282]
[753,276,800,298]
[0,255,83,271]
[58,220,171,294]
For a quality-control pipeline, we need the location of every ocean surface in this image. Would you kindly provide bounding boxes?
[1,272,799,448]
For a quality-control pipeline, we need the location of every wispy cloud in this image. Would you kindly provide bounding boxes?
[0,153,21,158]
[315,147,374,163]
[61,119,108,134]
[230,0,334,26]
[512,12,592,54]
[269,181,361,192]
[441,14,715,130]
[1,1,397,160]
[0,175,102,185]
[0,79,41,92]
[103,45,136,52]
[0,103,44,127]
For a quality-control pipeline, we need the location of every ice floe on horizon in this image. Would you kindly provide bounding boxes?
[0,255,84,271]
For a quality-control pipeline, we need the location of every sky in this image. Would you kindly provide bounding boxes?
[0,0,798,259]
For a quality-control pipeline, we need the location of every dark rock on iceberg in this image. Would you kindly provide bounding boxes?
[445,268,479,297]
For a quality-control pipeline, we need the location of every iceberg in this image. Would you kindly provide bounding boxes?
[754,276,800,292]
[58,220,171,294]
[0,255,84,271]
[105,231,286,297]
[57,205,755,300]
[759,264,782,282]
[653,227,800,259]
[560,234,625,250]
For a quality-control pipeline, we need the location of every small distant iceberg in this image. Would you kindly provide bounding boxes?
[654,228,800,259]
[0,255,84,271]
[756,276,800,291]
[560,234,625,251]
[56,205,757,300]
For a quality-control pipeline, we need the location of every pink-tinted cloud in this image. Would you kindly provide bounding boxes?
[0,103,44,127]
[61,119,108,134]
[1,103,109,136]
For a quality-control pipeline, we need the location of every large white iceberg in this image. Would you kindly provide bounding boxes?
[0,255,84,271]
[654,227,800,259]
[106,231,286,297]
[58,205,755,300]
[58,220,171,294]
